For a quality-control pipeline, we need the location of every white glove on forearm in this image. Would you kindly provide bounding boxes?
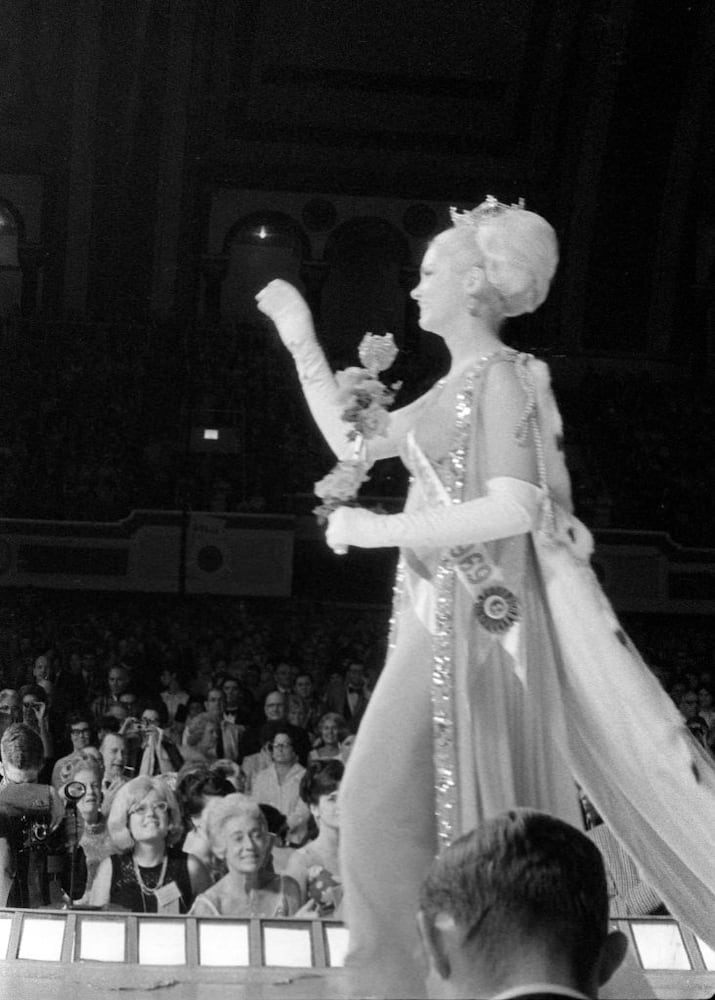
[291,337,354,460]
[256,279,353,459]
[326,476,542,551]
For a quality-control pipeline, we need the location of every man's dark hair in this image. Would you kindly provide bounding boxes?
[1,722,44,773]
[419,809,609,991]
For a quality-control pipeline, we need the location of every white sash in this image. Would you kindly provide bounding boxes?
[405,432,525,680]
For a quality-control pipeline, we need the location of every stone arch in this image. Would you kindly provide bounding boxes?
[220,211,312,322]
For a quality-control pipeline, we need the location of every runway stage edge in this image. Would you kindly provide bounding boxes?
[0,908,714,1000]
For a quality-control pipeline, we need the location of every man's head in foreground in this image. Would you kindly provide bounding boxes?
[417,809,627,999]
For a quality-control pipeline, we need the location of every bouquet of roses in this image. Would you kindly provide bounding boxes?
[313,332,400,525]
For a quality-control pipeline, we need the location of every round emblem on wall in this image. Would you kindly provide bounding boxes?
[475,585,520,634]
[196,544,224,574]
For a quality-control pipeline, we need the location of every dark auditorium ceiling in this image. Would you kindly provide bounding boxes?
[1,0,714,356]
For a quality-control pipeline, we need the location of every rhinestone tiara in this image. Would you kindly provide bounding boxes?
[449,194,526,229]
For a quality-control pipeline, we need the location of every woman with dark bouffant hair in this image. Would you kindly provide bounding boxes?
[285,759,343,917]
[174,763,234,880]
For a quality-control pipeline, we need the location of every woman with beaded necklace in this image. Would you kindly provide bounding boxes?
[89,775,211,913]
[257,197,715,995]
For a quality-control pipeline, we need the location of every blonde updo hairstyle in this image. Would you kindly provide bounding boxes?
[203,793,271,862]
[437,200,559,322]
[107,775,183,851]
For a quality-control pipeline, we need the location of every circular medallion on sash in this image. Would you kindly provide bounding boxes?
[475,585,520,634]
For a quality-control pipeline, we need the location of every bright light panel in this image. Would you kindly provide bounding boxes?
[18,916,66,961]
[198,921,250,966]
[325,925,349,967]
[263,924,312,967]
[632,921,690,969]
[76,918,126,963]
[138,920,186,965]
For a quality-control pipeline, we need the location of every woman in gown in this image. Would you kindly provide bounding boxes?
[257,197,715,996]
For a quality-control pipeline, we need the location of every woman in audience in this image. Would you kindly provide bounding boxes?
[59,751,117,905]
[285,760,343,917]
[189,794,301,917]
[308,712,346,762]
[90,775,211,912]
[174,763,234,880]
[252,723,310,846]
[181,712,219,765]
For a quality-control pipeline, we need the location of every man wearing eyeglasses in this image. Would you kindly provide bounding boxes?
[51,712,96,790]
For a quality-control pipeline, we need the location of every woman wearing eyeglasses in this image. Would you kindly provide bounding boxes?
[251,723,311,848]
[89,775,211,912]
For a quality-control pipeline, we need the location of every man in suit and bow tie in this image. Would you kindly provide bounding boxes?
[324,662,370,733]
[417,809,627,1000]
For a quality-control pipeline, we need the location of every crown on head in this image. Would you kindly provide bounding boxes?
[449,194,526,229]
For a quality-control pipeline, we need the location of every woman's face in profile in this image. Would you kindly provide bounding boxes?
[410,238,465,334]
[313,789,340,832]
[223,813,270,874]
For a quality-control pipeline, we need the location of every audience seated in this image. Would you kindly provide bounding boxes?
[0,582,712,921]
[417,809,628,1000]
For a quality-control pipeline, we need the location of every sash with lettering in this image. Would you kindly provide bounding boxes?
[405,430,525,682]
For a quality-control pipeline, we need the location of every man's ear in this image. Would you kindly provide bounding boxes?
[598,930,629,986]
[416,909,451,981]
[463,266,485,296]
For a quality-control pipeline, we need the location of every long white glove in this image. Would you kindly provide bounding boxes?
[256,280,353,460]
[326,476,542,552]
[291,337,355,460]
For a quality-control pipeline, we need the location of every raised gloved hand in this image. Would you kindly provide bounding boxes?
[256,280,353,459]
[255,279,316,352]
[325,476,542,553]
